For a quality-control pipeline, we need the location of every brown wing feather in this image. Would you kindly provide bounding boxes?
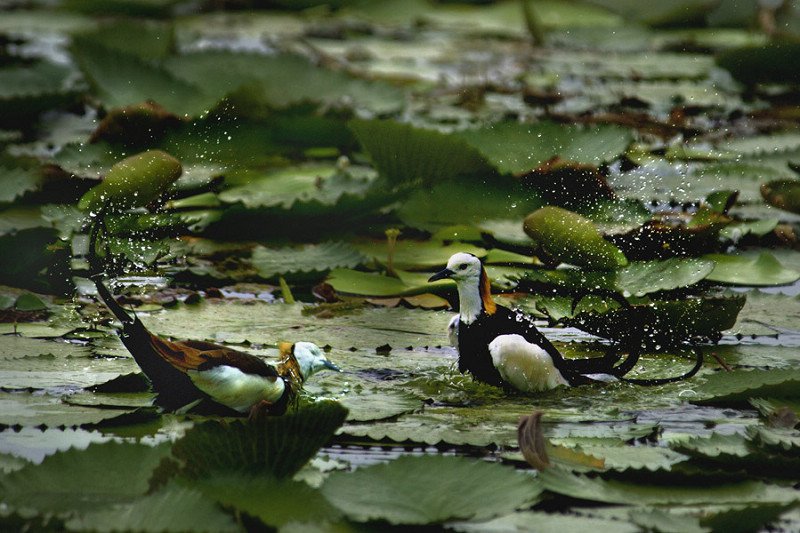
[148,334,279,378]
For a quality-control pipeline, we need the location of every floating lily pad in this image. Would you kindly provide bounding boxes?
[0,441,170,514]
[616,258,715,297]
[354,240,486,271]
[167,401,348,479]
[456,121,633,175]
[321,455,542,525]
[65,482,239,533]
[704,252,800,287]
[194,474,340,528]
[350,119,491,186]
[252,242,366,280]
[540,466,799,505]
[694,368,800,406]
[761,179,800,214]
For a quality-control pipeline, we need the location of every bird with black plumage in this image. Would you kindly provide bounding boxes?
[430,252,702,392]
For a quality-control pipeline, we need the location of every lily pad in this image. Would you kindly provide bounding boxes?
[456,121,633,175]
[349,119,491,186]
[327,268,453,297]
[194,474,340,528]
[761,179,800,214]
[540,466,799,505]
[704,252,800,287]
[252,242,366,280]
[354,240,486,271]
[167,400,348,479]
[321,455,542,525]
[65,482,239,533]
[616,258,715,297]
[694,368,800,406]
[0,441,170,514]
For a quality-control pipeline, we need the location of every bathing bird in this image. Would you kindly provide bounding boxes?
[429,252,702,392]
[86,219,339,417]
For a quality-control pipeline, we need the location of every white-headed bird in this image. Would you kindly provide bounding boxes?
[429,253,701,392]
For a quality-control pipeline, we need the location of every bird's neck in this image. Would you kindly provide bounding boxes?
[457,268,496,325]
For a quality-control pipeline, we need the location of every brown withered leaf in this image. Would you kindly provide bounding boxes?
[517,410,550,471]
[90,101,182,147]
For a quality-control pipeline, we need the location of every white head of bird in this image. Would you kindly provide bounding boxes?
[292,341,341,379]
[429,252,495,324]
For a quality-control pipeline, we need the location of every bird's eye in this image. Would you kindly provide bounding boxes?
[458,264,468,270]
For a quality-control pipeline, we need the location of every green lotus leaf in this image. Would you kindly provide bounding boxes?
[0,62,81,125]
[540,466,799,505]
[0,165,42,204]
[761,179,800,214]
[321,455,542,525]
[628,509,708,533]
[749,427,800,454]
[586,0,718,27]
[700,503,797,533]
[65,482,239,533]
[456,121,632,175]
[354,240,486,271]
[0,441,170,513]
[167,400,348,480]
[616,258,715,296]
[74,19,174,60]
[725,290,800,337]
[524,206,628,269]
[166,51,404,114]
[78,150,182,212]
[451,511,640,533]
[71,39,217,116]
[694,368,800,406]
[0,227,73,295]
[252,242,366,280]
[13,293,48,312]
[718,43,800,85]
[704,252,800,286]
[327,268,453,297]
[350,119,492,186]
[61,0,182,17]
[193,474,340,528]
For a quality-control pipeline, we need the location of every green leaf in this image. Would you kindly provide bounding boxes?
[0,441,170,514]
[321,455,542,525]
[0,166,42,203]
[718,43,800,85]
[78,150,182,212]
[695,368,800,406]
[75,20,174,60]
[354,240,486,271]
[167,51,404,114]
[452,511,641,533]
[168,400,348,479]
[700,503,798,533]
[616,258,715,297]
[194,474,340,528]
[71,38,215,117]
[218,164,376,210]
[326,268,452,297]
[705,252,800,286]
[350,119,492,186]
[252,242,366,280]
[0,62,81,124]
[456,121,633,174]
[524,206,628,269]
[65,482,239,533]
[0,227,73,295]
[13,293,48,312]
[540,466,799,505]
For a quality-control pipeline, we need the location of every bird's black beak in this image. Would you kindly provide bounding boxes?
[428,268,455,282]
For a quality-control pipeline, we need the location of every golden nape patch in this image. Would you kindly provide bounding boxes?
[480,268,497,315]
[278,341,294,357]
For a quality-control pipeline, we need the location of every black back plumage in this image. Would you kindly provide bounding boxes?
[87,218,239,414]
[457,304,632,387]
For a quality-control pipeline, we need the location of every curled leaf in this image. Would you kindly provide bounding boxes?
[523,206,628,270]
[518,410,550,471]
[78,149,182,212]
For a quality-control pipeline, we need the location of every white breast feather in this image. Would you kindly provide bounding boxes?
[188,366,285,412]
[447,315,460,347]
[488,334,568,392]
